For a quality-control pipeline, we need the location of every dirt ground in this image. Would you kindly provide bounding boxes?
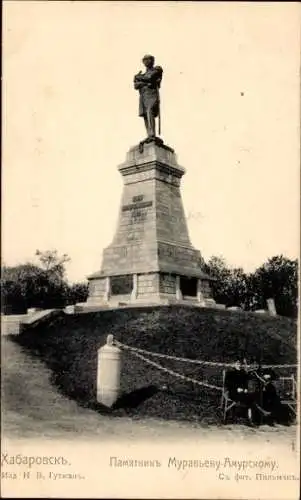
[2,405,297,448]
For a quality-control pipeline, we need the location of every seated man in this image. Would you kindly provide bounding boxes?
[224,360,261,425]
[248,367,285,426]
[262,374,280,407]
[261,371,292,425]
[225,360,249,403]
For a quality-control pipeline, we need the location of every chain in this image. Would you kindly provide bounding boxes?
[123,347,223,392]
[114,340,233,367]
[261,364,298,369]
[113,340,297,370]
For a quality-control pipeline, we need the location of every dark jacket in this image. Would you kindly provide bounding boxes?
[134,66,163,117]
[225,369,249,400]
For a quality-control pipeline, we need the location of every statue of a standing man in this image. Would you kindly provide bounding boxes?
[134,55,163,140]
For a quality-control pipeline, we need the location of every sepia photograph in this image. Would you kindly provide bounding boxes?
[1,1,300,498]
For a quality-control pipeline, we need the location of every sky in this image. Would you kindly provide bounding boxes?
[2,1,300,283]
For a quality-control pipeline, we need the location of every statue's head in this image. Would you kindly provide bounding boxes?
[142,54,155,69]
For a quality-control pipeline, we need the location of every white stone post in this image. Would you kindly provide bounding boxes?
[131,273,138,301]
[266,298,277,316]
[103,277,111,302]
[175,275,183,301]
[97,334,121,407]
[64,305,75,314]
[197,279,205,305]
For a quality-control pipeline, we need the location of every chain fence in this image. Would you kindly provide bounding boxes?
[111,339,297,423]
[118,345,223,391]
[114,339,297,370]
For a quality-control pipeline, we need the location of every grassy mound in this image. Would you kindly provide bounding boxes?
[12,306,297,423]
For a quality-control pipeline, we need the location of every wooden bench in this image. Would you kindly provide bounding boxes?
[274,375,297,417]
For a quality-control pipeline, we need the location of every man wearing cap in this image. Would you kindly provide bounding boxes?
[134,54,163,139]
[225,360,249,402]
[260,369,285,425]
[224,359,259,426]
[248,365,282,425]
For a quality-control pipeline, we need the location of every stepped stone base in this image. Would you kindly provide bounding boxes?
[76,296,216,313]
[85,139,216,309]
[84,271,215,309]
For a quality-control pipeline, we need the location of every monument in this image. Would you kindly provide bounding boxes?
[85,55,215,308]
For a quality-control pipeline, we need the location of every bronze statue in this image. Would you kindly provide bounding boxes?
[134,55,163,140]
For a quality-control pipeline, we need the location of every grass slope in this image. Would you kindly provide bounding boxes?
[1,337,111,438]
[12,306,297,423]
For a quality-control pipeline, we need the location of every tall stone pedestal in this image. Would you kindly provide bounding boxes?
[85,139,215,308]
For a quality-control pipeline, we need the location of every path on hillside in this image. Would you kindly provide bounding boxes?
[1,337,297,447]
